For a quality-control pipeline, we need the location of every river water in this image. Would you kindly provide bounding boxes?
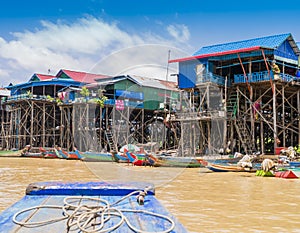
[0,157,300,233]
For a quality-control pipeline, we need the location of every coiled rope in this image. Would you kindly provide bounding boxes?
[13,188,175,233]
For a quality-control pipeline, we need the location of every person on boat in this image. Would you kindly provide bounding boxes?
[21,145,31,155]
[261,158,277,172]
[237,155,252,169]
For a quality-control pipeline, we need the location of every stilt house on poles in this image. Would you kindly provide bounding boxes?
[0,70,180,153]
[169,33,300,155]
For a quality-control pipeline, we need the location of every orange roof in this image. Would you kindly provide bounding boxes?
[58,69,110,84]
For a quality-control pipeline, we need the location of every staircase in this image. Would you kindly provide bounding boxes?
[105,131,118,153]
[234,117,256,155]
[226,90,238,119]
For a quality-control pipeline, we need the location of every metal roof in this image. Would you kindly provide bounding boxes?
[194,33,294,56]
[28,73,55,82]
[56,69,111,84]
[93,75,177,91]
[170,33,300,63]
[127,75,178,91]
[0,88,10,96]
[6,78,83,91]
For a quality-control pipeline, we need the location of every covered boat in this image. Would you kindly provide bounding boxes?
[0,181,187,232]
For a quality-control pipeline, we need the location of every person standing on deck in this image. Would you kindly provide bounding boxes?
[253,99,261,120]
[271,60,281,80]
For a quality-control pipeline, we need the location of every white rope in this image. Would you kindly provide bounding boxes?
[12,188,175,233]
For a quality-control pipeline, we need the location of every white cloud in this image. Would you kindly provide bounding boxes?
[0,16,192,86]
[167,24,190,43]
[0,67,9,78]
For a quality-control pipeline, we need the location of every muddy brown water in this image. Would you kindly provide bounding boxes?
[0,157,300,233]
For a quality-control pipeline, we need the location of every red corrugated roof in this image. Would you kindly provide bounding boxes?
[59,69,110,84]
[35,74,55,80]
[169,46,262,63]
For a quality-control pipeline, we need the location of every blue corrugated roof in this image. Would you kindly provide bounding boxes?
[193,33,292,56]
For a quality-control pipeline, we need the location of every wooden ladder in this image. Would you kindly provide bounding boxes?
[234,118,256,155]
[105,131,118,153]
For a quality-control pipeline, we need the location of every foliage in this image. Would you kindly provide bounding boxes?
[26,90,33,98]
[46,95,55,101]
[80,86,90,97]
[96,96,108,108]
[88,96,107,108]
[56,97,63,105]
[80,86,90,103]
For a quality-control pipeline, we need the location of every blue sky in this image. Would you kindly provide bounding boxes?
[1,0,300,86]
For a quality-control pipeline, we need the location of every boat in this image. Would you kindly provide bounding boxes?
[0,181,188,232]
[56,147,82,160]
[113,152,131,163]
[19,146,44,158]
[207,163,255,172]
[0,149,23,157]
[155,155,205,168]
[21,148,44,158]
[207,156,243,164]
[39,147,60,159]
[289,161,300,167]
[80,151,114,162]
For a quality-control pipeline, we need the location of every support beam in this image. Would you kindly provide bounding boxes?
[273,83,277,151]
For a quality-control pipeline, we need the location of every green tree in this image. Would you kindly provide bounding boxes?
[80,86,90,102]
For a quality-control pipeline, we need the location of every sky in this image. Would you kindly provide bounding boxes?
[1,0,300,87]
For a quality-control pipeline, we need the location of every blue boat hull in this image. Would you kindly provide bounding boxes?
[0,181,188,232]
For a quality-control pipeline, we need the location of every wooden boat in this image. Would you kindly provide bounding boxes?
[54,147,68,159]
[0,181,188,232]
[120,150,151,166]
[56,148,82,160]
[20,146,44,158]
[113,152,130,163]
[22,151,44,158]
[207,163,255,172]
[289,161,300,167]
[207,156,243,164]
[0,149,23,157]
[155,156,205,168]
[80,151,114,162]
[39,147,60,159]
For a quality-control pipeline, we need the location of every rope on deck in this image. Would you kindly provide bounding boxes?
[12,187,175,233]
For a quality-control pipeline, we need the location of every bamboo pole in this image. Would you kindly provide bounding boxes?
[282,85,285,147]
[298,89,300,145]
[273,83,277,151]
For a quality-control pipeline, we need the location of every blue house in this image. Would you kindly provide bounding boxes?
[170,33,300,89]
[170,33,300,155]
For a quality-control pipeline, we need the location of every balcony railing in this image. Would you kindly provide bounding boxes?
[234,71,298,83]
[196,72,226,86]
